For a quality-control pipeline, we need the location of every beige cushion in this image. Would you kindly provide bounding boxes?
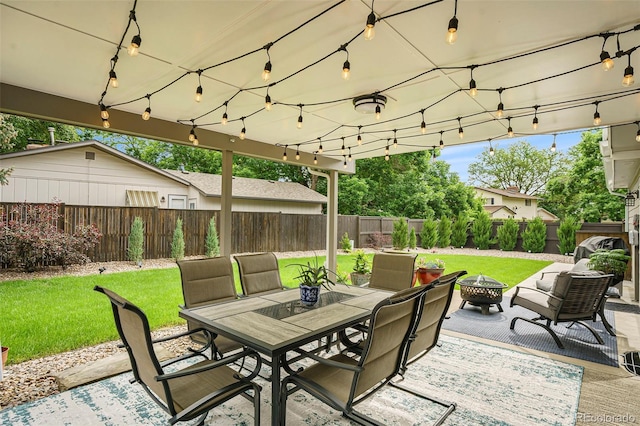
[550,270,602,299]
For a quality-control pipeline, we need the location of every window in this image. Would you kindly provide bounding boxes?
[484,197,495,205]
[168,194,187,209]
[525,199,532,206]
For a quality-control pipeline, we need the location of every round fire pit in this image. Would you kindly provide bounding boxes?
[458,275,508,315]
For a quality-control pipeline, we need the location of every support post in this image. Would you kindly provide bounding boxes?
[220,150,233,257]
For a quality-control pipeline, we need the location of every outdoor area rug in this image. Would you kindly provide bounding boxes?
[443,296,618,367]
[0,335,583,425]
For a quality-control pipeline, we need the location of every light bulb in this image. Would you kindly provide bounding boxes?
[348,153,352,162]
[127,35,141,56]
[375,105,381,120]
[100,104,109,120]
[296,152,300,160]
[265,94,272,111]
[357,134,362,145]
[102,118,110,129]
[318,144,323,154]
[489,147,494,156]
[192,137,199,146]
[385,154,390,161]
[262,61,272,81]
[622,66,634,86]
[551,142,556,152]
[496,102,504,118]
[446,16,458,45]
[636,129,640,142]
[282,151,287,161]
[195,86,203,103]
[508,127,514,138]
[364,12,376,40]
[421,121,426,134]
[593,112,602,126]
[297,115,303,129]
[313,155,318,165]
[469,79,477,97]
[384,145,389,155]
[440,139,444,148]
[393,138,397,148]
[343,160,347,169]
[600,51,614,71]
[222,112,228,125]
[142,107,151,121]
[342,60,350,80]
[532,117,538,130]
[458,127,464,139]
[189,129,196,142]
[109,70,118,88]
[239,128,246,140]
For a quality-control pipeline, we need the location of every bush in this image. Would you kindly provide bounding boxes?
[128,217,144,263]
[171,217,185,261]
[392,218,409,250]
[409,228,417,249]
[471,211,494,250]
[205,216,220,257]
[366,232,390,249]
[451,213,469,248]
[557,216,580,255]
[420,218,438,249]
[522,217,547,253]
[0,201,101,272]
[340,232,352,252]
[437,217,452,248]
[496,218,519,251]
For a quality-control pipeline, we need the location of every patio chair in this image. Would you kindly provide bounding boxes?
[510,271,613,349]
[366,252,418,291]
[94,286,262,425]
[280,285,433,425]
[235,252,285,296]
[177,257,244,359]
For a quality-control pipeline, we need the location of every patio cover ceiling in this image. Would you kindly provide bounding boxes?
[0,0,639,187]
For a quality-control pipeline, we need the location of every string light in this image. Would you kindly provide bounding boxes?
[265,88,272,111]
[341,137,345,154]
[600,35,614,71]
[636,121,640,142]
[126,10,141,56]
[357,126,362,145]
[622,53,634,86]
[439,130,444,148]
[141,95,151,121]
[431,146,437,160]
[317,138,323,154]
[262,44,273,81]
[239,117,246,140]
[341,45,351,80]
[488,139,494,156]
[446,0,459,44]
[109,70,118,88]
[532,105,539,130]
[364,2,376,41]
[221,102,228,125]
[195,71,203,103]
[99,103,109,120]
[496,88,504,118]
[393,130,398,148]
[313,153,318,165]
[551,134,557,152]
[457,117,464,139]
[420,110,427,134]
[295,145,300,160]
[507,117,514,137]
[348,147,352,162]
[593,101,602,125]
[102,118,110,128]
[282,145,288,161]
[469,66,477,97]
[297,104,303,129]
[343,156,347,169]
[384,139,390,155]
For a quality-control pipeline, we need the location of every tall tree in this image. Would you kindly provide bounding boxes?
[468,140,566,195]
[540,130,624,222]
[0,113,83,153]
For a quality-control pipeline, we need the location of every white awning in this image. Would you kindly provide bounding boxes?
[126,190,159,207]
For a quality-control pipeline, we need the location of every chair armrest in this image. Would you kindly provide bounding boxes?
[511,286,562,307]
[292,348,363,372]
[156,348,262,381]
[540,271,561,279]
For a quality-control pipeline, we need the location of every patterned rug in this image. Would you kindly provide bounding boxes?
[443,296,618,367]
[0,335,583,425]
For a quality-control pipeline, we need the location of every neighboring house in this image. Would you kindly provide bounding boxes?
[474,186,557,221]
[0,140,327,214]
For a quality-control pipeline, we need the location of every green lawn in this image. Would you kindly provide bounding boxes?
[0,253,551,364]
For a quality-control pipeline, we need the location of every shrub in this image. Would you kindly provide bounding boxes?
[0,201,101,272]
[496,218,519,251]
[392,218,409,250]
[471,211,494,250]
[408,227,417,249]
[420,218,438,249]
[451,213,469,248]
[522,217,547,253]
[557,216,580,255]
[205,216,220,257]
[128,216,144,263]
[366,232,390,249]
[352,249,371,274]
[171,217,185,261]
[340,232,352,252]
[437,217,452,248]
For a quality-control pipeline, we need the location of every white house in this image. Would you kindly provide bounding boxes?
[0,140,326,213]
[474,186,559,221]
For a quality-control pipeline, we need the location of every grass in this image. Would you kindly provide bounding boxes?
[0,253,551,364]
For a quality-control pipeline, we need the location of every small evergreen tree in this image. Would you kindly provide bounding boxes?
[472,211,494,250]
[340,232,352,252]
[496,217,519,251]
[451,212,469,248]
[171,217,185,261]
[437,217,452,248]
[205,216,220,257]
[409,228,417,249]
[392,218,409,250]
[557,216,580,255]
[128,216,144,263]
[420,218,438,249]
[522,217,547,253]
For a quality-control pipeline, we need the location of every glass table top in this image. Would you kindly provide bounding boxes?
[253,291,356,320]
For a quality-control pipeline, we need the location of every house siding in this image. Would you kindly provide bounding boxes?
[475,188,539,220]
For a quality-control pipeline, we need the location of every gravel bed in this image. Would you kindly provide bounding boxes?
[0,248,570,410]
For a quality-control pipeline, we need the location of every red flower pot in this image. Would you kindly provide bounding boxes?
[416,268,444,285]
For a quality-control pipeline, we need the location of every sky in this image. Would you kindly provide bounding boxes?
[438,130,587,184]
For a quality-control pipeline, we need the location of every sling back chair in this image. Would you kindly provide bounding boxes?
[94,286,262,425]
[235,252,285,296]
[510,271,613,349]
[177,257,244,359]
[280,285,441,426]
[365,252,418,291]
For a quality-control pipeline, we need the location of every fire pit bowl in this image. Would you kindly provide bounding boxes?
[458,274,508,315]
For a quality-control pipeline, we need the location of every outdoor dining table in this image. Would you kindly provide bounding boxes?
[179,284,392,425]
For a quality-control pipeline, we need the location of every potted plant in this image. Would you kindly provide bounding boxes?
[415,257,445,286]
[350,250,371,286]
[587,248,630,285]
[291,256,337,306]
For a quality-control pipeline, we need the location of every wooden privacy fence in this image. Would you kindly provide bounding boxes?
[0,202,626,264]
